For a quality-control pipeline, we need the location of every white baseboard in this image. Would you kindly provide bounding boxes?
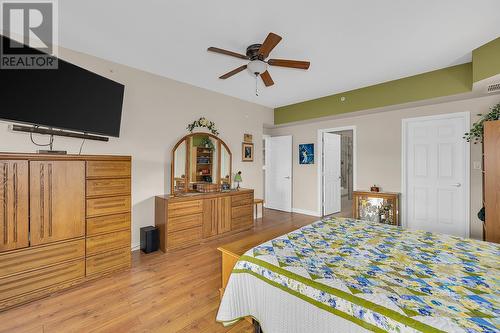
[131,243,140,251]
[292,208,321,217]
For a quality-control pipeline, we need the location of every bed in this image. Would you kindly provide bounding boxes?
[216,217,499,333]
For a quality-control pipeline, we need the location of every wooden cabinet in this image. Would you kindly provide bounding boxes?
[218,196,231,234]
[202,196,231,237]
[484,121,500,243]
[85,160,132,277]
[156,189,254,252]
[203,198,219,238]
[0,153,131,311]
[352,191,400,226]
[30,161,86,246]
[0,161,29,252]
[231,194,253,231]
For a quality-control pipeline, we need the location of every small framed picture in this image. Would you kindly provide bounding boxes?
[242,142,254,162]
[243,133,253,143]
[299,144,314,164]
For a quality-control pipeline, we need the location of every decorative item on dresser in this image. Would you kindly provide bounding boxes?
[155,189,254,252]
[352,191,400,226]
[234,171,242,190]
[0,153,131,311]
[483,120,500,243]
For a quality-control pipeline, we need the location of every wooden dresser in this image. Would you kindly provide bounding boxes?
[484,121,500,243]
[0,153,131,311]
[155,189,254,252]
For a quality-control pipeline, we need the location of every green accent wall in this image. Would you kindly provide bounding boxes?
[274,63,472,124]
[472,37,500,83]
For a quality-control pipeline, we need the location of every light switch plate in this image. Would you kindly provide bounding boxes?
[473,161,482,170]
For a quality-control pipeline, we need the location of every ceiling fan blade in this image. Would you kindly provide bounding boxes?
[207,47,249,60]
[219,65,247,79]
[260,71,274,87]
[258,33,282,58]
[268,59,310,70]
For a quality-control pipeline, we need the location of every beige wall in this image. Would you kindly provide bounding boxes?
[0,47,273,249]
[269,95,500,239]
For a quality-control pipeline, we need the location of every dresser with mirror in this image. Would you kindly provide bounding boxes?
[156,132,254,252]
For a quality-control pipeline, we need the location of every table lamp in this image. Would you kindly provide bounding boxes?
[234,171,242,190]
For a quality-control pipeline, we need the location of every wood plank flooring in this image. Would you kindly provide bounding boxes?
[0,209,318,333]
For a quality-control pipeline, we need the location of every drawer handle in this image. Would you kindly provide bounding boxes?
[13,163,17,242]
[2,163,7,245]
[48,163,53,237]
[40,164,45,239]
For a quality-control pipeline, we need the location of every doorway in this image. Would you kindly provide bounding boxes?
[402,112,470,237]
[265,135,293,212]
[318,127,356,217]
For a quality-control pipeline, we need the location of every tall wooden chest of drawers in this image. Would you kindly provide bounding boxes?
[0,153,131,311]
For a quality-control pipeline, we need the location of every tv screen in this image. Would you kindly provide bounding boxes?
[0,35,125,137]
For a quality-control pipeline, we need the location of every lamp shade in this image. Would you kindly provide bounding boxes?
[247,60,267,75]
[234,172,242,182]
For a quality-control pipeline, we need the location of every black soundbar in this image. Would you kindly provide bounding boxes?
[12,124,109,142]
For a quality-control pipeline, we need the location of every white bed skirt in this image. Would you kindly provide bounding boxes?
[217,273,370,333]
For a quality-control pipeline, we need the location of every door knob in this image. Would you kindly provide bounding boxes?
[450,183,461,187]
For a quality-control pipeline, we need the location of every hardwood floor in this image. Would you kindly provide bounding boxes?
[0,209,318,333]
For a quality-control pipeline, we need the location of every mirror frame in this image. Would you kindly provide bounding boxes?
[171,132,232,194]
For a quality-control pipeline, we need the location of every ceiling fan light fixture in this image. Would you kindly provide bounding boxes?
[247,60,267,75]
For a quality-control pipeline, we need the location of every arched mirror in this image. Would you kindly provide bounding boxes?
[171,132,232,194]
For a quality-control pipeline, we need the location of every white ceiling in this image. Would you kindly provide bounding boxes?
[58,0,500,108]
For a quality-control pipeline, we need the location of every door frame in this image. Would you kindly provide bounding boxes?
[317,126,357,216]
[401,111,470,236]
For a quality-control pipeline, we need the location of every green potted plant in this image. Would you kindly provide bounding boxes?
[200,137,214,149]
[464,102,500,144]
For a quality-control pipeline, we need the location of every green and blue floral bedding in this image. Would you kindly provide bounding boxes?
[232,217,500,333]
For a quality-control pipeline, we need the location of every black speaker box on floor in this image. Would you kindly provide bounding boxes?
[140,226,159,253]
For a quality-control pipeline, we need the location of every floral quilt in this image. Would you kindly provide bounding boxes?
[232,217,500,333]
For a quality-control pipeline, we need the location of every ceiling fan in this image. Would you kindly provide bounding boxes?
[207,32,310,88]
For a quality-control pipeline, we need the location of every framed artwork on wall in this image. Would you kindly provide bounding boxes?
[242,142,254,162]
[299,143,314,164]
[243,133,253,143]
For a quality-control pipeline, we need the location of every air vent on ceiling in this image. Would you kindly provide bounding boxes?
[487,83,500,93]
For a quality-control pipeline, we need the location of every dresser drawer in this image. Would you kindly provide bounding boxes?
[231,193,253,207]
[86,178,131,197]
[86,230,130,256]
[167,227,202,250]
[168,213,203,233]
[168,200,203,217]
[86,247,130,277]
[232,204,253,219]
[87,195,131,217]
[0,239,85,278]
[86,161,131,178]
[86,213,130,236]
[231,216,253,231]
[0,260,84,301]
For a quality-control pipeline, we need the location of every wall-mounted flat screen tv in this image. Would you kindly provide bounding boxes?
[0,35,125,137]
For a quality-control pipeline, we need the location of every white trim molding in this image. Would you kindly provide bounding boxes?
[401,111,470,237]
[317,126,357,217]
[292,208,321,217]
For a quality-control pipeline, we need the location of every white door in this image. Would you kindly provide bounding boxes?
[323,133,342,215]
[403,112,469,237]
[265,135,292,212]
